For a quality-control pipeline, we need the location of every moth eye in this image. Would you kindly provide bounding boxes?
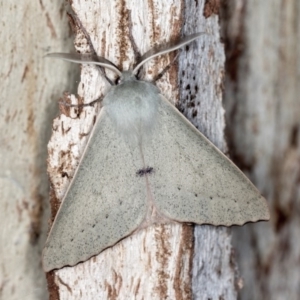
[115,77,121,85]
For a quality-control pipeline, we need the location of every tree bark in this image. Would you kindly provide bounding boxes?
[2,0,298,299]
[222,1,300,299]
[46,0,238,299]
[0,1,78,300]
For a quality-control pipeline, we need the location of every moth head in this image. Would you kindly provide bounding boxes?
[116,71,137,85]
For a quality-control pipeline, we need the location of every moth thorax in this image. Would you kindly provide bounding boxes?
[103,79,160,144]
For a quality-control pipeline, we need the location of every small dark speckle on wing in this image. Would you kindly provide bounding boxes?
[136,167,154,177]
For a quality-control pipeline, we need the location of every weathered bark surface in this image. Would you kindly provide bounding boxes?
[182,1,239,299]
[46,0,238,299]
[0,1,78,300]
[3,0,298,298]
[222,1,300,299]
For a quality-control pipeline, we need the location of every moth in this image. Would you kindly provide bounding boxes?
[43,33,269,272]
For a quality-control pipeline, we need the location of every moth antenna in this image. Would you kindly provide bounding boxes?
[46,53,123,77]
[132,32,206,76]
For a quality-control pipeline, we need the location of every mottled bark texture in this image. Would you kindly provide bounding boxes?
[221,1,300,299]
[45,0,238,299]
[0,1,78,300]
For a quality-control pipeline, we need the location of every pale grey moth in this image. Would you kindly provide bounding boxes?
[43,33,270,272]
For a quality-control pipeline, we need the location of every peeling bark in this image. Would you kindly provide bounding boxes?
[46,0,237,299]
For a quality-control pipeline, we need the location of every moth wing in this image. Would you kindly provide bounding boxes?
[43,108,148,272]
[145,96,270,226]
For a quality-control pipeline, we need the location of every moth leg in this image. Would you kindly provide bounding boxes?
[59,96,104,108]
[71,13,114,85]
[153,51,180,82]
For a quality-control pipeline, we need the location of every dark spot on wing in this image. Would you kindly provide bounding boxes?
[136,167,154,177]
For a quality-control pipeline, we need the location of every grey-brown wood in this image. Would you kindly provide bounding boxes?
[222,1,300,299]
[45,0,240,299]
[0,1,78,299]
